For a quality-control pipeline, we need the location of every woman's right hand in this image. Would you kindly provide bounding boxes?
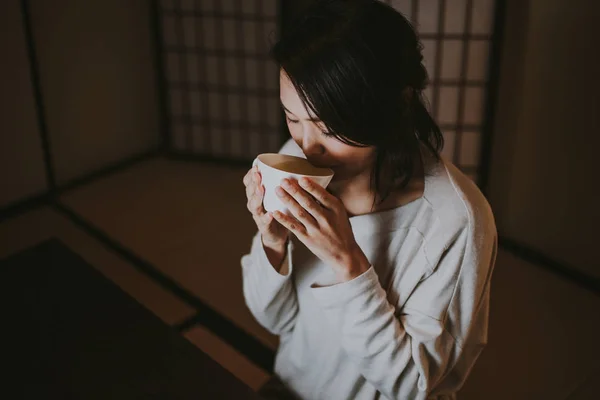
[243,165,289,250]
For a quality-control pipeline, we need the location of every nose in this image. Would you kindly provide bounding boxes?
[301,129,325,157]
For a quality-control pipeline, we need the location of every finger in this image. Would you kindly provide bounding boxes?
[243,169,253,187]
[245,179,256,199]
[273,210,306,237]
[260,211,274,226]
[253,213,268,230]
[254,169,262,185]
[253,213,270,235]
[261,212,281,233]
[249,186,266,216]
[298,177,339,210]
[280,179,325,222]
[244,165,260,185]
[276,184,318,229]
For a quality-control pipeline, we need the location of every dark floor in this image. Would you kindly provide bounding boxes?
[1,156,598,399]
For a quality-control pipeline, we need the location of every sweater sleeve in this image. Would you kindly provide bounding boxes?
[241,138,305,335]
[310,227,496,399]
[241,232,299,336]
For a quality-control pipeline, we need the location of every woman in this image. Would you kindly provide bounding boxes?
[241,1,497,399]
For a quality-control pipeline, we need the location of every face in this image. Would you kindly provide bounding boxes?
[280,70,375,182]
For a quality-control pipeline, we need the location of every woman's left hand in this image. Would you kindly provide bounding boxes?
[272,177,371,282]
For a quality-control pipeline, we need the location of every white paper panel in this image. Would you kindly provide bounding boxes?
[183,17,196,47]
[249,130,261,157]
[418,0,440,33]
[166,52,180,83]
[202,18,218,49]
[266,60,279,90]
[225,58,239,87]
[444,0,467,33]
[228,94,243,122]
[421,39,437,80]
[180,0,195,12]
[172,124,187,151]
[189,90,202,118]
[242,0,257,15]
[196,0,215,13]
[266,97,281,128]
[467,40,490,81]
[268,131,281,153]
[243,20,258,52]
[261,21,277,54]
[221,0,236,14]
[161,0,176,11]
[170,89,183,116]
[223,19,237,49]
[210,128,224,155]
[437,87,459,124]
[245,59,259,88]
[263,0,278,17]
[192,124,207,152]
[208,92,222,120]
[463,87,485,125]
[471,0,495,34]
[247,95,261,124]
[460,131,481,166]
[390,0,412,19]
[162,15,178,46]
[230,128,244,157]
[440,40,463,80]
[187,54,200,83]
[441,130,456,160]
[205,55,219,85]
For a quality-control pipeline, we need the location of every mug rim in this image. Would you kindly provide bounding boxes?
[256,153,334,178]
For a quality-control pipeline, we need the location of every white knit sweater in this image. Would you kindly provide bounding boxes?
[242,140,497,399]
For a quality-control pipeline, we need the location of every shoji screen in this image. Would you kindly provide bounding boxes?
[385,0,496,182]
[159,0,497,178]
[160,0,281,160]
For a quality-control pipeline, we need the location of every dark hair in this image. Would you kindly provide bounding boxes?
[271,0,443,207]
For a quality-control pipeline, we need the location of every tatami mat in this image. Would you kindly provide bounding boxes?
[4,157,598,399]
[58,156,278,350]
[185,326,271,391]
[0,206,194,325]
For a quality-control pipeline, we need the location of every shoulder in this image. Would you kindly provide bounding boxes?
[420,158,497,268]
[397,160,497,341]
[278,138,305,158]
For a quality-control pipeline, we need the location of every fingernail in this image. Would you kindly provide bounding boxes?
[276,186,284,196]
[281,179,290,188]
[299,178,308,186]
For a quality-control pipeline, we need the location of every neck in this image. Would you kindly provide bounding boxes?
[327,168,375,217]
[327,155,426,217]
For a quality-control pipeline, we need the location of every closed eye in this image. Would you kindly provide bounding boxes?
[285,115,332,137]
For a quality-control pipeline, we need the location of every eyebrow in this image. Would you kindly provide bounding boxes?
[280,101,322,122]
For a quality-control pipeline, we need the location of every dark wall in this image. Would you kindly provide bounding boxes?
[488,0,600,278]
[1,0,161,209]
[30,0,161,185]
[0,0,48,208]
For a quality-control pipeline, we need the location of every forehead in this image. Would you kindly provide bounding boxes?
[279,70,316,118]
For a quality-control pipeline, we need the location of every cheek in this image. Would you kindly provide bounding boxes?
[287,122,302,140]
[326,142,374,166]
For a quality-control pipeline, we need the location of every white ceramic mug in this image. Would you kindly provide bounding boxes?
[252,153,335,213]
